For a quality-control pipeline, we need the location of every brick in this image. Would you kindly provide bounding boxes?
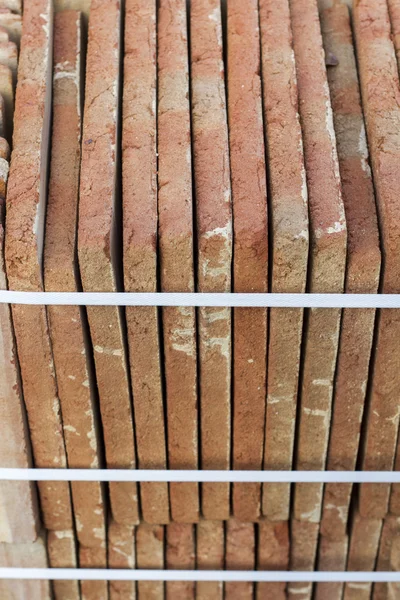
[256,521,289,600]
[388,0,400,67]
[158,0,199,523]
[315,535,348,600]
[290,0,347,528]
[0,140,39,544]
[5,0,73,532]
[122,0,169,526]
[353,0,400,521]
[55,0,91,17]
[78,0,138,525]
[259,0,308,524]
[0,531,50,599]
[47,529,80,600]
[196,520,224,600]
[289,520,318,600]
[108,520,135,600]
[225,519,255,600]
[190,0,232,522]
[0,40,16,82]
[79,546,107,600]
[373,516,400,600]
[227,0,268,523]
[136,524,164,600]
[166,523,195,600]
[0,64,12,140]
[0,1,21,13]
[0,10,20,45]
[319,2,381,540]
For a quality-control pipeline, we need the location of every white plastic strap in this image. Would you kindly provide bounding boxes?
[0,291,400,308]
[0,468,399,483]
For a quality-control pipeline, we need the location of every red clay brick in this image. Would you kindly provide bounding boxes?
[122,0,169,526]
[256,521,289,600]
[289,520,319,600]
[315,534,348,600]
[80,545,108,600]
[353,0,400,521]
[196,520,224,600]
[136,523,164,600]
[225,519,255,600]
[290,0,347,535]
[259,0,308,525]
[373,516,400,600]
[227,0,268,523]
[47,529,79,600]
[319,2,381,540]
[108,520,135,600]
[5,0,73,532]
[78,0,138,525]
[166,523,195,600]
[190,0,232,522]
[158,0,199,523]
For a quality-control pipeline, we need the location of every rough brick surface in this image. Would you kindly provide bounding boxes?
[319,2,381,540]
[225,519,255,600]
[108,521,135,600]
[166,523,195,600]
[0,40,16,83]
[289,520,319,599]
[190,0,232,522]
[227,0,268,523]
[290,0,347,530]
[47,529,79,600]
[0,64,12,142]
[136,524,164,600]
[354,0,400,521]
[256,521,289,600]
[0,11,21,46]
[0,1,21,13]
[122,0,168,527]
[315,535,348,600]
[78,0,138,525]
[158,0,199,523]
[5,0,73,531]
[196,520,224,600]
[259,0,308,524]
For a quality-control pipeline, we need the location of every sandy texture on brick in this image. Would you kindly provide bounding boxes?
[319,2,381,542]
[158,0,199,523]
[315,535,348,600]
[290,0,347,534]
[259,0,308,525]
[225,519,255,599]
[289,520,319,600]
[256,521,289,600]
[78,0,138,525]
[122,0,169,526]
[108,520,135,600]
[353,0,400,521]
[0,11,21,46]
[227,0,268,523]
[196,520,224,600]
[190,0,232,522]
[166,523,195,599]
[5,0,73,531]
[136,523,164,600]
[373,516,400,600]
[47,529,79,600]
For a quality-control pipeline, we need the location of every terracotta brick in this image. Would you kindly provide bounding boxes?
[290,0,346,529]
[190,0,232,522]
[258,0,308,525]
[315,534,348,600]
[256,521,289,600]
[158,0,199,523]
[388,0,400,67]
[0,531,50,599]
[79,545,107,600]
[289,520,318,600]
[353,0,400,521]
[319,2,381,540]
[227,0,268,523]
[0,142,39,545]
[108,520,135,600]
[225,519,255,600]
[136,524,164,600]
[0,64,12,140]
[5,0,73,532]
[47,529,80,600]
[373,516,400,600]
[0,10,20,46]
[122,0,169,526]
[196,520,224,600]
[166,523,195,600]
[78,0,138,525]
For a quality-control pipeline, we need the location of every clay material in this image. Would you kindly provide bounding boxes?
[0,10,21,46]
[196,520,224,600]
[136,523,164,600]
[166,523,195,599]
[314,534,348,600]
[225,519,255,600]
[108,520,136,600]
[47,529,79,600]
[256,521,289,600]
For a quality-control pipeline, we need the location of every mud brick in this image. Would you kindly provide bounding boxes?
[136,524,164,600]
[196,520,224,600]
[315,535,348,600]
[259,0,308,525]
[256,521,289,600]
[166,523,195,600]
[225,519,255,600]
[290,0,346,532]
[122,0,169,526]
[78,0,138,525]
[190,0,232,522]
[158,0,199,523]
[47,530,79,600]
[319,1,381,540]
[108,520,135,600]
[227,0,268,523]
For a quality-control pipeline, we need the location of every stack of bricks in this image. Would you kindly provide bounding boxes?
[3,0,400,598]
